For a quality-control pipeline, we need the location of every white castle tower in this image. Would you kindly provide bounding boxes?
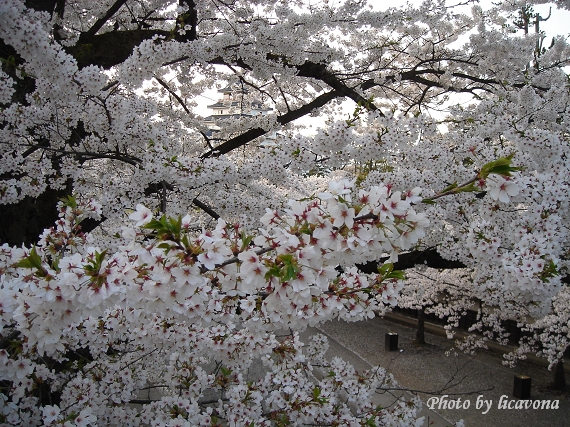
[203,83,277,145]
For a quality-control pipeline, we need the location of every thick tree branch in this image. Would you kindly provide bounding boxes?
[66,29,170,69]
[77,215,106,234]
[200,89,340,158]
[31,147,142,166]
[296,61,380,113]
[80,0,130,42]
[24,0,59,14]
[357,248,467,274]
[192,198,220,220]
[178,0,198,41]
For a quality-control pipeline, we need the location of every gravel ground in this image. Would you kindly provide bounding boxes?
[315,316,570,427]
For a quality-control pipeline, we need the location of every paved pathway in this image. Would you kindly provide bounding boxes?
[300,326,453,427]
[309,316,570,427]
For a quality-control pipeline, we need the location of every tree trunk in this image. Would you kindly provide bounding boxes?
[415,308,426,345]
[551,360,566,391]
[0,186,70,247]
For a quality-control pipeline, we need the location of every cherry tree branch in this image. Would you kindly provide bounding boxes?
[192,198,221,220]
[80,0,130,42]
[154,75,193,116]
[357,248,467,273]
[200,89,340,158]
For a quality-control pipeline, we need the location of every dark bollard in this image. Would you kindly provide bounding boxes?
[385,332,398,351]
[513,375,531,399]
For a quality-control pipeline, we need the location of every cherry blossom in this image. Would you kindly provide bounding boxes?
[1,0,570,425]
[129,204,154,227]
[486,175,520,203]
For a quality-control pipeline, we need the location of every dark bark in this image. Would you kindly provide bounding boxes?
[79,0,129,41]
[67,0,199,69]
[296,61,380,112]
[192,198,220,220]
[357,248,467,273]
[551,360,566,391]
[179,0,198,41]
[66,29,170,69]
[0,39,35,106]
[79,216,107,234]
[1,2,201,247]
[0,184,72,247]
[0,123,88,246]
[415,308,426,345]
[1,0,150,245]
[24,0,59,14]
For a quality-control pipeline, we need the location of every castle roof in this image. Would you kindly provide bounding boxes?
[218,84,249,94]
[206,100,243,108]
[203,113,253,122]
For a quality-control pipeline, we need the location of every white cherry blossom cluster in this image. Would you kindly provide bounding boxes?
[0,182,428,426]
[505,284,570,369]
[2,0,570,423]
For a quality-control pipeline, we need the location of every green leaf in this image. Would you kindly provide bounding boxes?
[15,247,51,278]
[51,257,60,272]
[378,263,394,276]
[364,416,378,427]
[540,259,559,283]
[15,257,36,270]
[265,265,282,280]
[282,264,298,282]
[488,164,523,176]
[142,218,164,231]
[457,183,479,193]
[157,242,172,253]
[173,216,182,233]
[279,254,299,282]
[95,249,107,266]
[313,386,321,399]
[385,270,406,280]
[85,250,107,278]
[441,181,458,193]
[479,154,523,179]
[15,247,43,270]
[240,232,254,250]
[60,195,77,209]
[181,234,190,249]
